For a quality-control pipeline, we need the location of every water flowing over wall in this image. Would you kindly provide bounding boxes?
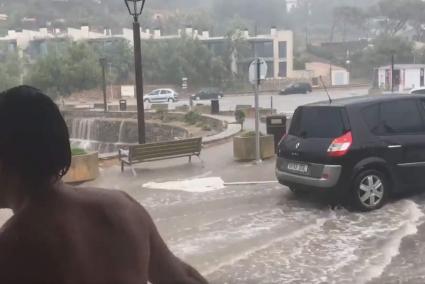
[65,117,189,154]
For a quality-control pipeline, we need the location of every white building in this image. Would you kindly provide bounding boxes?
[302,62,350,86]
[378,64,425,92]
[0,25,294,79]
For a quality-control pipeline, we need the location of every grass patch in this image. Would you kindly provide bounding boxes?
[239,131,265,138]
[184,111,202,125]
[71,148,88,156]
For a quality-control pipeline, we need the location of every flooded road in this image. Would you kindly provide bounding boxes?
[125,181,425,284]
[0,181,424,283]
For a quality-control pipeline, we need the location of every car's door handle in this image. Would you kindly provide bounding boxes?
[388,145,402,149]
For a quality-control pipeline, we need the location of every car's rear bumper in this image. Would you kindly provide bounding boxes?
[275,158,342,188]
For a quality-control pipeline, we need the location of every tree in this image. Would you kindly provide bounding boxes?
[25,42,101,98]
[91,39,134,84]
[141,37,232,88]
[407,1,425,41]
[0,51,23,92]
[350,35,414,79]
[330,6,367,42]
[376,0,420,36]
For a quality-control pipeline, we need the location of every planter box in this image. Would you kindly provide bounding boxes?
[233,135,275,161]
[63,152,99,184]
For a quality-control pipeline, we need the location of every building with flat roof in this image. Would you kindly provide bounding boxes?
[0,25,294,79]
[378,64,425,91]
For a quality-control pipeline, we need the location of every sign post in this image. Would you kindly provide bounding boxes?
[249,58,267,164]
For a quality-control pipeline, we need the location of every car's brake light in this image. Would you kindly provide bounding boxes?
[327,131,352,157]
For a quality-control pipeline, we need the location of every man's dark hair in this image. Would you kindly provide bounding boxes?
[0,86,71,188]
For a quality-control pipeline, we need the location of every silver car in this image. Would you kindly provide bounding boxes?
[143,89,178,103]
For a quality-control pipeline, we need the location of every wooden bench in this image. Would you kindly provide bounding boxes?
[119,137,203,173]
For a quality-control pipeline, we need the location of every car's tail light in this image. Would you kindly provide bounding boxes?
[327,131,352,157]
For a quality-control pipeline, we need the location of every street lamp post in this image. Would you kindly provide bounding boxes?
[99,57,108,113]
[124,0,146,144]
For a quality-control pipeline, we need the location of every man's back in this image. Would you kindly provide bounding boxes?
[0,186,207,284]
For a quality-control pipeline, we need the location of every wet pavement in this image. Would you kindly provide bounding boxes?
[74,132,425,284]
[138,87,369,114]
[2,89,425,283]
[69,140,425,283]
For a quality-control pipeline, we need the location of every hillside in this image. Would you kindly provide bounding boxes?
[0,0,379,35]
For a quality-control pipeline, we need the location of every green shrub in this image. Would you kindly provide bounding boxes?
[156,109,168,121]
[235,110,246,124]
[239,131,265,138]
[184,111,202,125]
[71,148,87,156]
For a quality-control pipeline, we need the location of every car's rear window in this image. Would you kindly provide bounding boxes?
[289,106,347,138]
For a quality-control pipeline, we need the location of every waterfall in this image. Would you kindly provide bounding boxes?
[118,120,125,143]
[71,118,95,140]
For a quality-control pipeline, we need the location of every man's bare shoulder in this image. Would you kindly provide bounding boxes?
[68,186,141,209]
[67,186,152,225]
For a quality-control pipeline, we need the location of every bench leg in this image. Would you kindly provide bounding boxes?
[197,154,205,167]
[189,156,192,163]
[121,162,124,172]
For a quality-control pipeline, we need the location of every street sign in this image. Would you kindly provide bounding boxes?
[249,58,268,85]
[248,58,268,164]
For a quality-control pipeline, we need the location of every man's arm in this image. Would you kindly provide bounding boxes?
[148,222,208,284]
[121,192,208,284]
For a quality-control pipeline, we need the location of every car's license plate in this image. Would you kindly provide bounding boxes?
[287,163,309,174]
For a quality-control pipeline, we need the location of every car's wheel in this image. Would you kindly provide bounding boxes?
[144,99,150,103]
[196,96,201,101]
[351,169,389,211]
[168,98,174,103]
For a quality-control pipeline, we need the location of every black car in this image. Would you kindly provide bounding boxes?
[192,88,224,101]
[276,94,425,211]
[280,82,312,95]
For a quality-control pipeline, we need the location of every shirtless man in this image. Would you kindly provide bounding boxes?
[0,86,208,284]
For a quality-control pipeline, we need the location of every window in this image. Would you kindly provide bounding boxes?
[254,41,273,58]
[289,107,347,138]
[362,104,381,134]
[380,100,424,134]
[278,42,287,59]
[279,62,287,77]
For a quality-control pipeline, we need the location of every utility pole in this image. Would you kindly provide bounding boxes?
[255,58,261,164]
[99,57,108,113]
[391,54,395,93]
[249,57,267,164]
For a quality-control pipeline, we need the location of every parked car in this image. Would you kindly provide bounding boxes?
[410,87,425,95]
[144,89,178,103]
[276,94,425,211]
[192,88,224,101]
[279,82,312,95]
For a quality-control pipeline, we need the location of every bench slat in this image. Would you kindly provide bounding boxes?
[129,138,201,150]
[131,144,200,156]
[132,149,200,161]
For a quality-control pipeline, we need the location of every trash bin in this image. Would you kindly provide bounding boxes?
[119,99,127,111]
[266,115,287,152]
[211,99,220,114]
